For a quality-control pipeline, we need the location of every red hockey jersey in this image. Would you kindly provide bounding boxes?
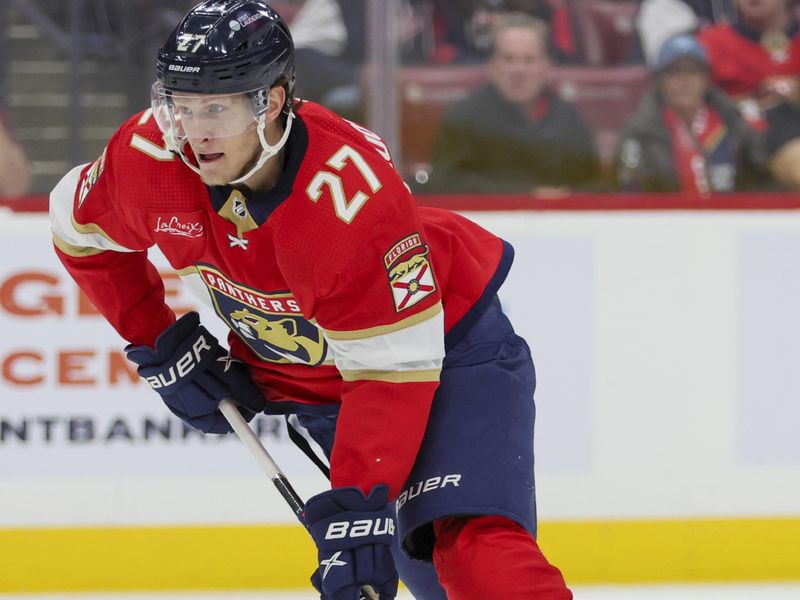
[50,100,513,497]
[698,22,800,100]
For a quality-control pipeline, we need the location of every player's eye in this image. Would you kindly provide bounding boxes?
[175,105,193,117]
[206,104,226,115]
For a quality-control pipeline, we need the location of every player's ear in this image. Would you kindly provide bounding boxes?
[265,86,286,124]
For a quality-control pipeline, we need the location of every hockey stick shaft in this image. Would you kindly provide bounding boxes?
[219,399,379,600]
[219,398,305,520]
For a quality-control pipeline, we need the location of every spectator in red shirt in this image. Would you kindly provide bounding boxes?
[698,0,800,124]
[698,0,800,188]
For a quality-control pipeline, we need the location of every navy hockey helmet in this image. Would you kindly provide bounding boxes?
[151,1,297,184]
[156,0,295,110]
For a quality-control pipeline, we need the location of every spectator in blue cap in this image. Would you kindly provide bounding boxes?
[637,0,735,67]
[614,34,768,194]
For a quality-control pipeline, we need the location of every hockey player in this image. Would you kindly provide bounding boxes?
[49,1,571,598]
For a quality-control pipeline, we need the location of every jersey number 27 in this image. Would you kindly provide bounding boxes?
[306,145,382,224]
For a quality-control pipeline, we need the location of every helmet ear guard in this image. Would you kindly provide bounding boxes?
[251,88,270,116]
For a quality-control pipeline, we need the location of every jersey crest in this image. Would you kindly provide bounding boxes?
[197,264,328,365]
[77,147,107,208]
[384,233,437,312]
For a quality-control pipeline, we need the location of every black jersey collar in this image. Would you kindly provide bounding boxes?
[207,113,309,225]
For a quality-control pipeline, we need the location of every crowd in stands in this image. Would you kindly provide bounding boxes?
[280,0,800,196]
[5,0,800,198]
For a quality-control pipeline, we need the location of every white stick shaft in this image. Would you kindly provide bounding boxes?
[219,398,282,479]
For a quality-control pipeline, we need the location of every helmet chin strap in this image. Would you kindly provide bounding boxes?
[173,142,203,178]
[229,110,294,185]
[169,110,295,186]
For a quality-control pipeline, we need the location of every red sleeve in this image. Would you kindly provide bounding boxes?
[50,115,175,347]
[53,246,174,347]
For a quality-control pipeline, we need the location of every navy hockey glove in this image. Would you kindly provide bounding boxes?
[305,485,398,600]
[125,311,265,434]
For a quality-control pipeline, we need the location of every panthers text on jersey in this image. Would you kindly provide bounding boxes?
[50,100,514,498]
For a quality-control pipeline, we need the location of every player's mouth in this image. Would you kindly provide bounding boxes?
[198,152,224,163]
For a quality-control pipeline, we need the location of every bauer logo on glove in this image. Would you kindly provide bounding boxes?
[142,335,213,390]
[325,517,395,540]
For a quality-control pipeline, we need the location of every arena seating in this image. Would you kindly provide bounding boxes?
[569,0,642,65]
[398,65,487,184]
[550,64,650,166]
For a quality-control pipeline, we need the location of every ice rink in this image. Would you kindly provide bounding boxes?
[3,585,800,599]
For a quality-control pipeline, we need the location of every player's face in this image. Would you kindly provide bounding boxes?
[659,58,709,114]
[189,127,263,186]
[175,94,262,185]
[490,27,550,106]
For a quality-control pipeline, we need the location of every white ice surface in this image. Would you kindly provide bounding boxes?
[2,584,800,599]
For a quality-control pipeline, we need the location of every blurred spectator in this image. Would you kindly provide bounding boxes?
[432,0,578,63]
[615,35,766,193]
[427,13,600,194]
[291,0,363,108]
[466,0,578,62]
[697,0,800,124]
[763,100,800,187]
[0,111,31,198]
[697,0,800,188]
[637,0,736,66]
[290,0,430,116]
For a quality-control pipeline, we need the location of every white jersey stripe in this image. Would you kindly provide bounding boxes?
[324,309,444,374]
[322,302,442,340]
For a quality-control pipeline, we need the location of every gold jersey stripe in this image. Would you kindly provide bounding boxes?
[70,214,127,248]
[176,266,199,276]
[322,302,443,341]
[339,368,441,383]
[52,233,107,257]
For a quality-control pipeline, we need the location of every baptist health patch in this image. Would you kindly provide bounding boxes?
[384,233,437,312]
[197,264,328,365]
